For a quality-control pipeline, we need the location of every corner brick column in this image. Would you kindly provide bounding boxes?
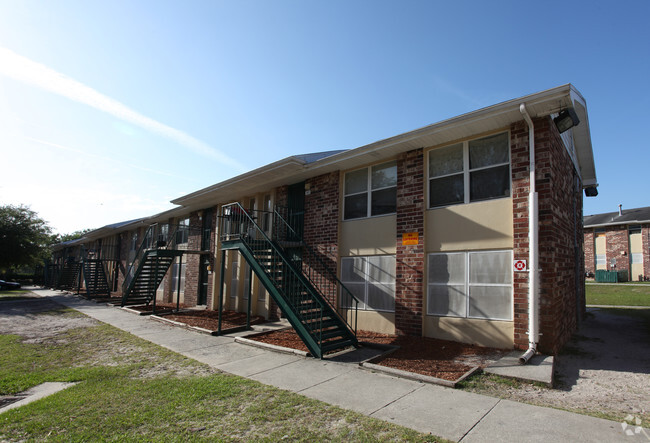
[395,148,424,336]
[510,121,531,350]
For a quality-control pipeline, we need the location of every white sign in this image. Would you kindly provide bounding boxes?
[514,259,527,272]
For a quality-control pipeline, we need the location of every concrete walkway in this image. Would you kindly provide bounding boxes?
[29,288,640,442]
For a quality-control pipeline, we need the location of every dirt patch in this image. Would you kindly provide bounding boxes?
[0,298,98,343]
[162,309,266,332]
[462,308,650,422]
[249,329,507,381]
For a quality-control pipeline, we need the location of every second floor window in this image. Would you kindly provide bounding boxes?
[344,161,397,220]
[429,132,510,208]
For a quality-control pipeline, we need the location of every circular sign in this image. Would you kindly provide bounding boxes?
[514,260,527,271]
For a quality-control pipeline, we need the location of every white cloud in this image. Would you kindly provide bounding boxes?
[0,46,246,171]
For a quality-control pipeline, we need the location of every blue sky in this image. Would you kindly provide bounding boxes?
[1,1,648,234]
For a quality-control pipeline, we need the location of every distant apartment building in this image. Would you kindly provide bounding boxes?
[584,206,650,281]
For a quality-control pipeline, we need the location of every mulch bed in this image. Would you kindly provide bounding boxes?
[250,329,508,381]
[162,309,266,331]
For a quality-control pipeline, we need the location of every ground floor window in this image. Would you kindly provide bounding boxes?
[427,250,512,320]
[171,260,186,293]
[340,255,395,312]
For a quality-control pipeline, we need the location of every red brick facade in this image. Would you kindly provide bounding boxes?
[395,149,425,336]
[303,172,341,306]
[511,117,585,354]
[605,226,630,274]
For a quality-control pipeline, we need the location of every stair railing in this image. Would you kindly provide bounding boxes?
[220,203,333,348]
[122,224,156,295]
[273,206,359,335]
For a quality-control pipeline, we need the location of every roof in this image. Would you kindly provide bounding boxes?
[584,206,650,228]
[171,84,597,210]
[51,216,148,250]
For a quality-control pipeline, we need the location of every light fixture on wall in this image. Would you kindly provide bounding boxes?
[553,108,580,133]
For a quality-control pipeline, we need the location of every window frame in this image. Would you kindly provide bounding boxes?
[340,255,396,312]
[427,250,513,321]
[428,132,511,209]
[343,161,397,220]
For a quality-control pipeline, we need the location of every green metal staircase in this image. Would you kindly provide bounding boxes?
[82,258,111,298]
[220,203,359,358]
[57,260,81,291]
[121,224,184,307]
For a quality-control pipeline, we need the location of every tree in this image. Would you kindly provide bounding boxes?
[0,204,53,273]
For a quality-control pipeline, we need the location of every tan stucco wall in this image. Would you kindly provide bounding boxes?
[595,233,607,270]
[630,232,643,253]
[344,310,395,334]
[423,315,513,349]
[340,215,397,256]
[425,198,513,252]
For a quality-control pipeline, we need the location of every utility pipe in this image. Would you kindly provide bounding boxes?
[519,104,539,364]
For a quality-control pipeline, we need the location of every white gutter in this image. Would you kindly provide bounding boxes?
[519,104,539,364]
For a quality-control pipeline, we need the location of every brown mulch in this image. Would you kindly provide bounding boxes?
[163,309,266,331]
[250,329,508,381]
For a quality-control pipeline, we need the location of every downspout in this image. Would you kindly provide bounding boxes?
[519,104,539,364]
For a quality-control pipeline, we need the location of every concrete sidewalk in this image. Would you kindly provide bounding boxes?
[32,288,638,442]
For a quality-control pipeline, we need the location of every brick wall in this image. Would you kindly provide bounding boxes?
[182,211,202,307]
[605,226,629,274]
[584,230,595,275]
[511,117,585,354]
[303,172,340,306]
[395,148,424,337]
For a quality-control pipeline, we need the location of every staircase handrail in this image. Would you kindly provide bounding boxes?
[122,224,156,295]
[220,203,327,314]
[273,206,359,333]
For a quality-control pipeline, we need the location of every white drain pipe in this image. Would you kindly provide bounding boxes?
[519,104,539,365]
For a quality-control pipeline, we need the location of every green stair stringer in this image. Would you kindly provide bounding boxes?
[223,238,357,359]
[121,249,182,307]
[82,259,111,298]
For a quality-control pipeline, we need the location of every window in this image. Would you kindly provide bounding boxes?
[631,253,643,264]
[171,260,186,293]
[427,250,512,320]
[429,132,510,208]
[130,232,139,251]
[344,161,397,220]
[629,225,642,235]
[340,255,395,312]
[176,218,189,245]
[596,254,607,266]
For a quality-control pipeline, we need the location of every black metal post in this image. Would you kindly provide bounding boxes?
[152,255,158,315]
[246,263,252,330]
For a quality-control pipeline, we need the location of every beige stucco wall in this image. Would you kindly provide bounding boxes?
[425,198,513,252]
[344,310,395,334]
[595,233,607,270]
[340,215,397,256]
[630,232,643,253]
[423,316,513,349]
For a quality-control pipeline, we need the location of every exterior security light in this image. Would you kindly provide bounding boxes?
[554,108,580,133]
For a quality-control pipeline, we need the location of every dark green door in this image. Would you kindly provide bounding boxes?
[287,182,305,241]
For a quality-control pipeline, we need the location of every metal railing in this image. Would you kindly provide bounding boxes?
[273,206,359,335]
[220,203,358,339]
[122,222,209,295]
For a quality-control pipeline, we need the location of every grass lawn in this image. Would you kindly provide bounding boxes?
[0,302,445,442]
[0,289,35,301]
[585,283,650,306]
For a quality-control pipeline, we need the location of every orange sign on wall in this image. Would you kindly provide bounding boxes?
[402,232,419,245]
